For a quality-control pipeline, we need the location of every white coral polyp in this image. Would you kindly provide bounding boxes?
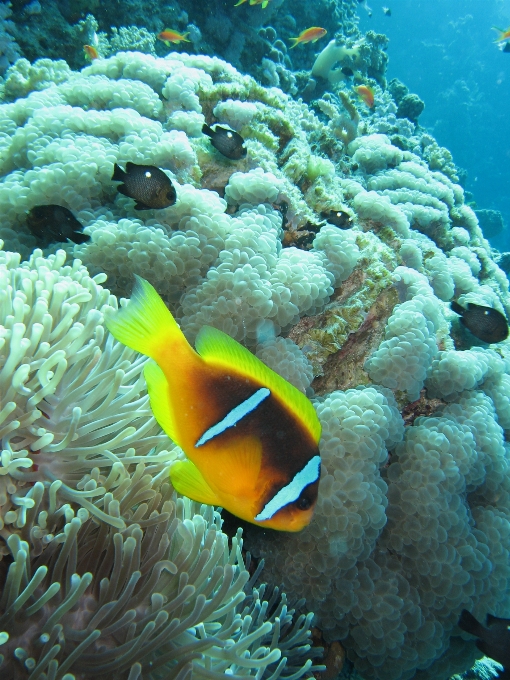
[225,168,283,205]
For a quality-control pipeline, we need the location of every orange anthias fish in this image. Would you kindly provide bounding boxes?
[492,25,510,42]
[235,0,272,7]
[83,44,99,61]
[157,29,190,46]
[289,27,327,48]
[105,277,322,532]
[355,85,375,108]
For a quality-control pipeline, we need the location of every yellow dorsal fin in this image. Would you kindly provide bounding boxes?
[170,459,221,506]
[194,326,321,442]
[104,276,188,362]
[144,360,180,445]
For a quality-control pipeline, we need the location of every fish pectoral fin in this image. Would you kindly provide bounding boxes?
[170,459,221,506]
[210,436,263,496]
[116,184,131,197]
[144,360,181,446]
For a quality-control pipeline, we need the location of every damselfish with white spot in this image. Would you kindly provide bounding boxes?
[105,277,322,532]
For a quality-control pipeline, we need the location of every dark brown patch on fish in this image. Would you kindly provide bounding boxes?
[26,205,90,245]
[112,163,176,210]
[202,123,247,160]
[451,300,509,344]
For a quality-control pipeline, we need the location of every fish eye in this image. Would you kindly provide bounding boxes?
[296,495,312,511]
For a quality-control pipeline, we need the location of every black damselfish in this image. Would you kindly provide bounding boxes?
[26,205,90,245]
[458,610,510,679]
[202,123,247,160]
[320,209,353,229]
[451,300,509,344]
[112,163,176,210]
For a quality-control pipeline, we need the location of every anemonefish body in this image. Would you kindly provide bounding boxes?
[105,277,322,532]
[157,29,190,46]
[355,84,375,108]
[289,27,327,48]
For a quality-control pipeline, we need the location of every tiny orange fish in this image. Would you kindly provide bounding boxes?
[355,85,375,108]
[289,27,327,48]
[157,29,190,46]
[83,44,99,61]
[492,25,510,43]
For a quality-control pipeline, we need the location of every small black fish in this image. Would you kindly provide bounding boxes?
[383,7,391,16]
[341,66,354,78]
[458,610,510,679]
[320,209,352,229]
[26,205,90,245]
[202,123,247,160]
[451,300,509,344]
[112,163,176,210]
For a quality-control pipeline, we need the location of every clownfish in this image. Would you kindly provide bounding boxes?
[105,277,322,532]
[289,27,327,48]
[355,84,375,108]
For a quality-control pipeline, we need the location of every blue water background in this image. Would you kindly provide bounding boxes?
[358,0,510,252]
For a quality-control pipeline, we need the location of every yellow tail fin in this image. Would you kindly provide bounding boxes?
[104,276,186,360]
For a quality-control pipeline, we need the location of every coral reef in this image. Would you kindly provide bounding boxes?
[0,41,509,680]
[0,1,20,73]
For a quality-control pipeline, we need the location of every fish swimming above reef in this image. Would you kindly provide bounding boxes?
[112,163,177,210]
[382,7,391,16]
[83,44,99,60]
[157,29,190,46]
[492,26,510,43]
[451,300,509,344]
[355,84,375,108]
[105,277,322,532]
[202,123,247,160]
[458,609,510,679]
[289,27,328,48]
[26,205,90,245]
